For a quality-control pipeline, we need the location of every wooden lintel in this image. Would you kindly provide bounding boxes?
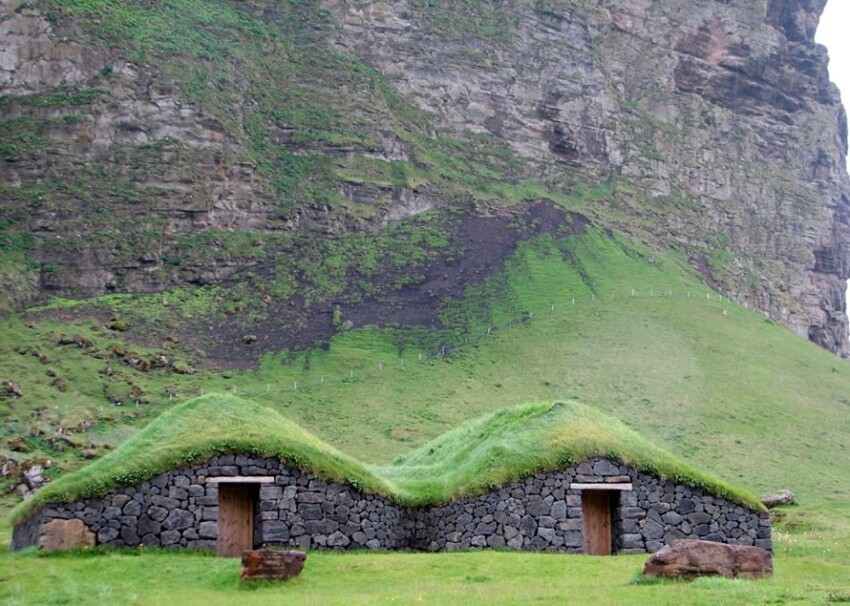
[570,483,633,491]
[206,476,275,484]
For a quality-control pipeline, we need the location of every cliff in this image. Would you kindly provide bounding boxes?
[1,0,849,354]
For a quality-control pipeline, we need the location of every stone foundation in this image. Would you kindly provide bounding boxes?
[12,455,771,554]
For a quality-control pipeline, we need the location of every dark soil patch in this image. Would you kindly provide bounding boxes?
[195,201,586,369]
[21,202,588,371]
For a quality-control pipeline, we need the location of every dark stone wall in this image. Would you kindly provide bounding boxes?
[403,458,772,553]
[10,509,44,551]
[12,455,771,554]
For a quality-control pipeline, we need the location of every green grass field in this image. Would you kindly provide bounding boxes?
[2,504,849,605]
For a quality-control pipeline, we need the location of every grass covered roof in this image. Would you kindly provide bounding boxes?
[12,394,764,523]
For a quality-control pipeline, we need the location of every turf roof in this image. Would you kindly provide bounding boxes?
[11,394,764,523]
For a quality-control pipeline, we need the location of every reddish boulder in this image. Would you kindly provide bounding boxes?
[240,550,307,582]
[643,540,773,580]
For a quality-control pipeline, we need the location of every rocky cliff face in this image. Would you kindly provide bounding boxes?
[326,0,850,353]
[1,0,849,354]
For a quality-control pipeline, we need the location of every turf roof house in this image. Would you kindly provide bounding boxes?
[11,396,771,556]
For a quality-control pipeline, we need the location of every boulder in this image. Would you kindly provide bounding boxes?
[642,540,772,580]
[760,490,795,508]
[240,550,307,582]
[38,519,96,551]
[22,464,45,489]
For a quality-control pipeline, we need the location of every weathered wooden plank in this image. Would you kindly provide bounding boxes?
[205,476,275,484]
[582,491,612,555]
[570,483,633,491]
[217,485,255,557]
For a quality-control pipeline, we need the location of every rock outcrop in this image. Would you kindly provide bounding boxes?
[326,0,850,354]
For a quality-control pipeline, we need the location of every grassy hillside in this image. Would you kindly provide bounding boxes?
[4,228,850,509]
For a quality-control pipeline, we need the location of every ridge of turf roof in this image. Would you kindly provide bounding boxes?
[11,394,764,524]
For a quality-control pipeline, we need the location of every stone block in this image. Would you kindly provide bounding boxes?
[208,466,238,476]
[97,527,119,543]
[38,519,96,551]
[662,511,684,525]
[592,459,619,476]
[168,487,188,501]
[620,533,643,550]
[151,496,180,510]
[123,501,142,517]
[264,521,290,543]
[148,505,168,522]
[300,504,323,521]
[487,534,506,548]
[642,519,665,540]
[120,526,142,547]
[551,501,567,520]
[111,495,132,509]
[198,521,218,539]
[327,531,351,548]
[162,509,194,531]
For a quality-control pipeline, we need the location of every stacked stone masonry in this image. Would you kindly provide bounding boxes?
[12,455,771,554]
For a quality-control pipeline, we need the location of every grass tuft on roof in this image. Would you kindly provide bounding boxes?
[11,395,764,524]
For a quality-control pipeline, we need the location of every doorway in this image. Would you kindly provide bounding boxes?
[216,484,258,557]
[581,490,616,555]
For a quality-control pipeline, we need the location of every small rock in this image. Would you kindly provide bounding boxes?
[7,436,30,453]
[760,490,795,508]
[172,363,196,375]
[22,464,45,489]
[74,334,93,348]
[1,457,21,478]
[3,381,22,398]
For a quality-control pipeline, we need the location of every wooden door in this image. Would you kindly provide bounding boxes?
[217,484,256,557]
[581,491,612,555]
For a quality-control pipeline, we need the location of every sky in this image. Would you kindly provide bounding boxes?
[817,1,850,131]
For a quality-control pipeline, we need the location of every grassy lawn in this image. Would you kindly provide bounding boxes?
[1,504,849,605]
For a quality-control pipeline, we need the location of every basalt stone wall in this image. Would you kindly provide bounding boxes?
[620,470,773,554]
[12,455,404,552]
[404,457,772,553]
[12,455,770,554]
